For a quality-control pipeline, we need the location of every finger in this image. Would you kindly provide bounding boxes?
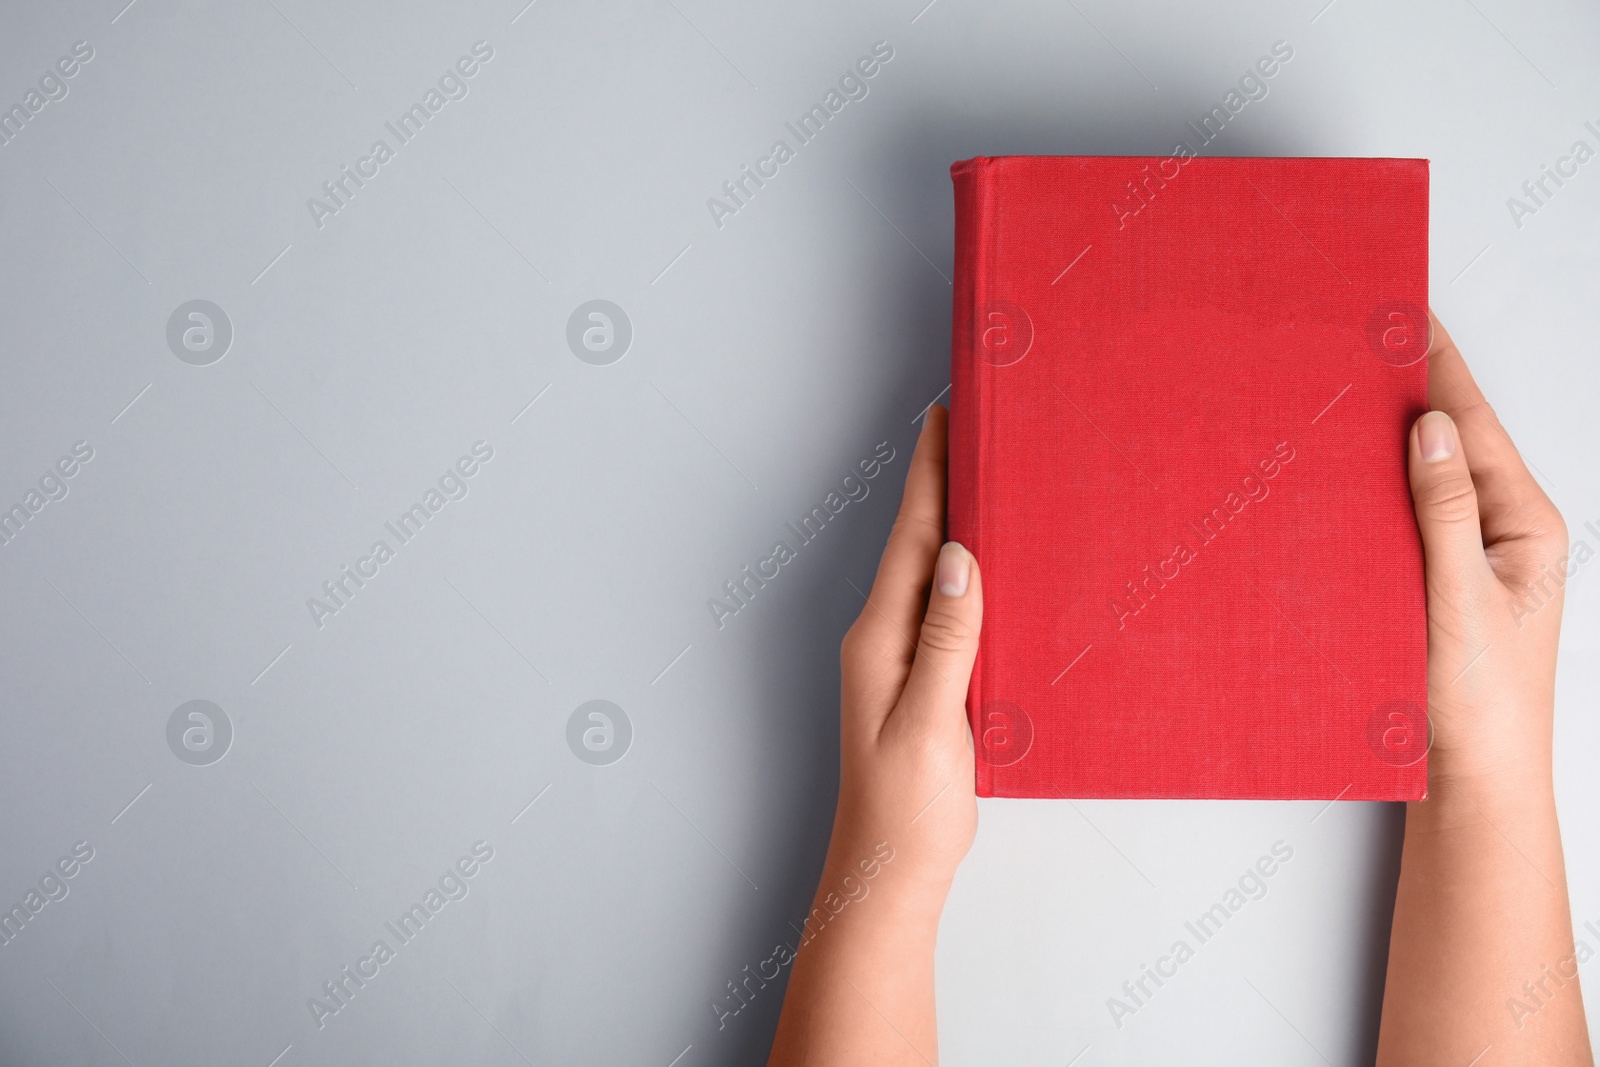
[895,542,983,733]
[853,407,949,669]
[1408,410,1495,598]
[1426,312,1560,564]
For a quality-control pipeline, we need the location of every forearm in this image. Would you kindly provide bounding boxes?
[1378,769,1592,1065]
[769,841,950,1066]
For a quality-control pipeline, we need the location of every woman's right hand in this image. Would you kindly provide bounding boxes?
[1403,312,1568,791]
[1376,312,1590,1066]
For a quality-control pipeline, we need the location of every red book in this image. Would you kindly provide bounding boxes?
[949,156,1430,801]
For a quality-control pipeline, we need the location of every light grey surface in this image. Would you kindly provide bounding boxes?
[0,1,1596,1064]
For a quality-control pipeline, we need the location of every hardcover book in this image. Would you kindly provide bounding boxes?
[949,155,1430,800]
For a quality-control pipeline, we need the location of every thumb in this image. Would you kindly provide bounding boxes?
[898,542,983,725]
[1408,410,1493,595]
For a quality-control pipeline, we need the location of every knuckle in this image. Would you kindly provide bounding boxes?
[917,609,974,656]
[840,621,868,667]
[1453,395,1504,435]
[1536,503,1570,557]
[890,510,944,548]
[841,621,905,675]
[1471,397,1501,427]
[1496,496,1569,564]
[1415,474,1479,525]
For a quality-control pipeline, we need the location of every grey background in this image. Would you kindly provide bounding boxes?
[1,0,1596,1064]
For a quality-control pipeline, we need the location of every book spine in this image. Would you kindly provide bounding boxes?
[949,158,994,796]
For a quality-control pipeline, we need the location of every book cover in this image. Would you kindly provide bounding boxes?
[949,155,1429,800]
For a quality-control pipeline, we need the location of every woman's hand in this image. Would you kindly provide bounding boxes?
[1377,313,1591,1065]
[1403,313,1568,790]
[770,405,980,1066]
[834,403,980,896]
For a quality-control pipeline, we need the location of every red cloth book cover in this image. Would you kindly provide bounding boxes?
[949,155,1429,801]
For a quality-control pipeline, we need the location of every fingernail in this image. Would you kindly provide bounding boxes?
[936,542,970,597]
[1419,411,1456,462]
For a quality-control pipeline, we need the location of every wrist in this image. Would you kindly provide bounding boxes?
[1417,763,1557,833]
[815,833,951,933]
[1425,694,1555,793]
[1428,749,1553,804]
